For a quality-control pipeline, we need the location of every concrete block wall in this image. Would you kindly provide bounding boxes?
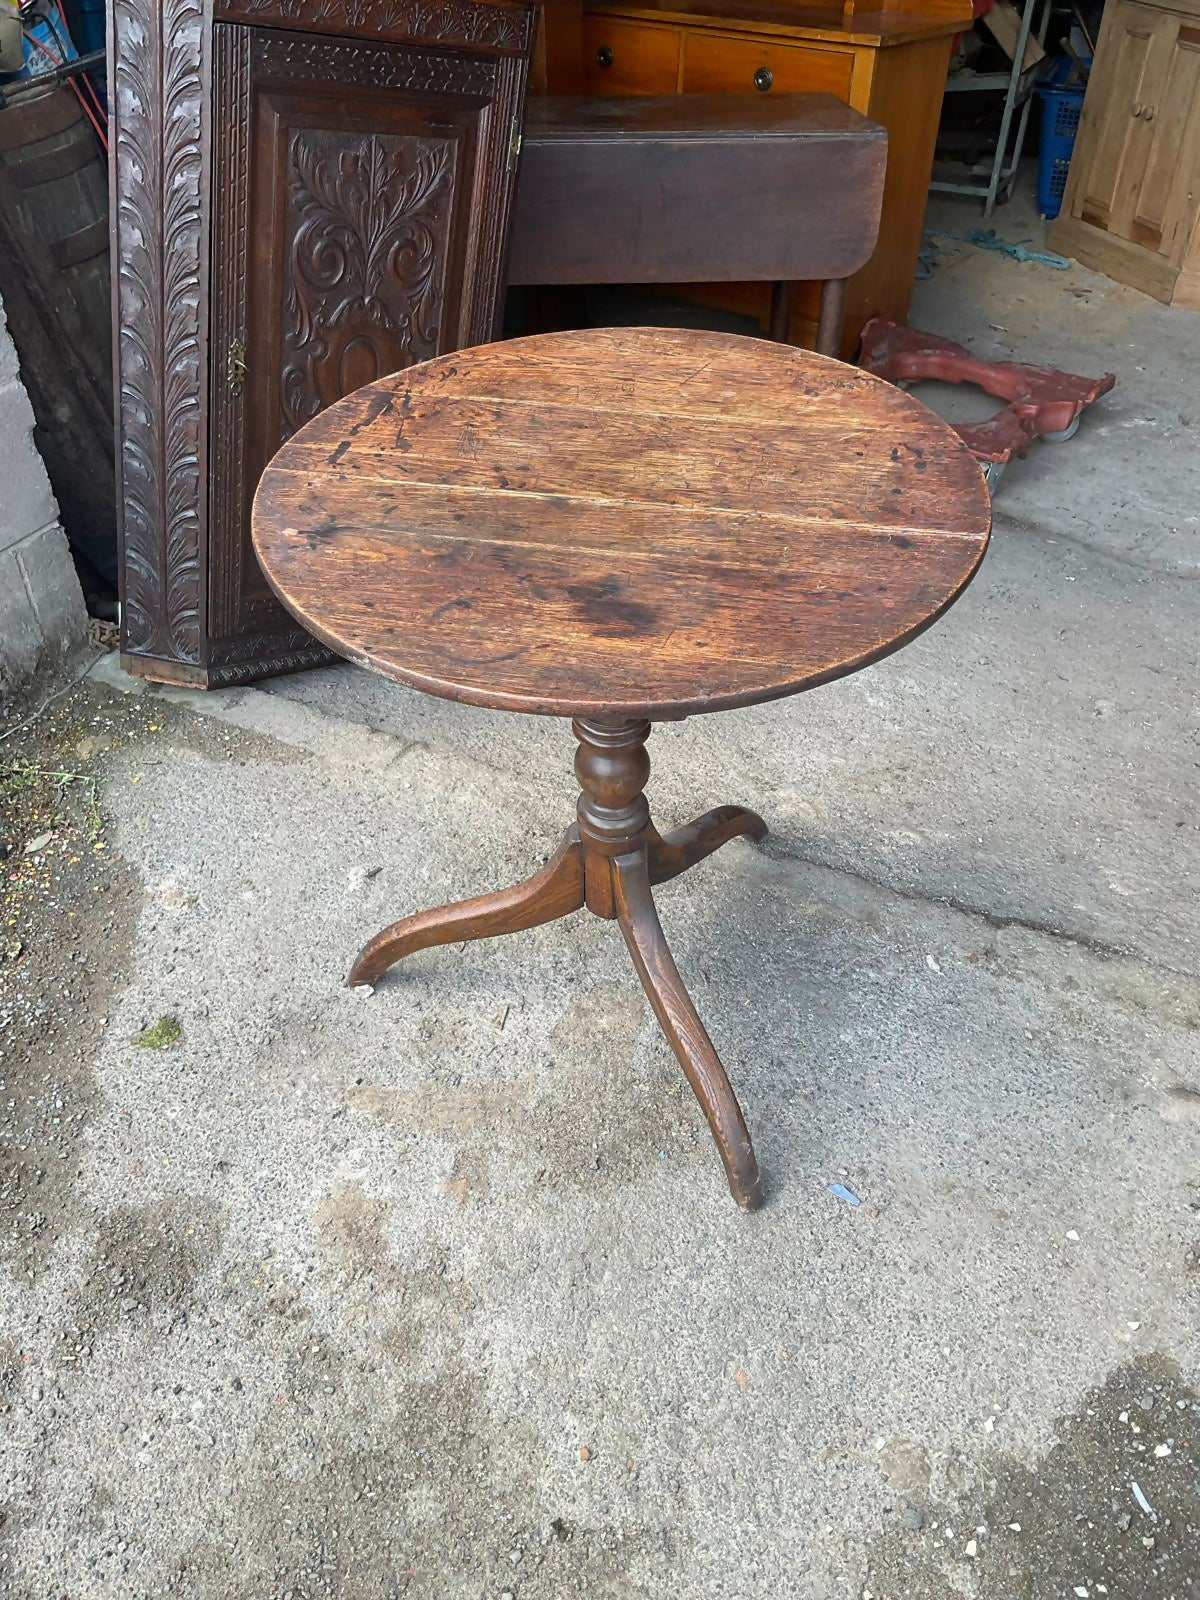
[0,288,87,697]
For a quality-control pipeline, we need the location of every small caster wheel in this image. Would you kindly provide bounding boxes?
[981,459,1005,494]
[1042,415,1081,443]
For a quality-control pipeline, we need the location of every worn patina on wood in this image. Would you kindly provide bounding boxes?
[507,92,887,357]
[253,326,991,1208]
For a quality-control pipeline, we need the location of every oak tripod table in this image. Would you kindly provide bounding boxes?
[252,328,991,1211]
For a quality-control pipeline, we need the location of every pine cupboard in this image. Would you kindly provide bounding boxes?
[1049,0,1200,307]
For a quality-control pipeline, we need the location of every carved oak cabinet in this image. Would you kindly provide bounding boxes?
[110,0,536,684]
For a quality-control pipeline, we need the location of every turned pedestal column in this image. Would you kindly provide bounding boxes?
[349,716,767,1208]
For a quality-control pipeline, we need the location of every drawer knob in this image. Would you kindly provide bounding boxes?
[753,65,773,91]
[596,44,613,68]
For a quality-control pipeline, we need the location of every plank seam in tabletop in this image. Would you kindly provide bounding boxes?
[287,390,882,428]
[261,546,977,619]
[259,513,985,583]
[339,377,896,422]
[261,473,987,543]
[278,407,952,451]
[266,453,982,510]
[276,376,926,430]
[269,392,983,516]
[269,446,985,531]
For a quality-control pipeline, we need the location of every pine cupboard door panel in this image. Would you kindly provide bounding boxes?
[1132,21,1200,258]
[1073,1,1177,234]
[1071,0,1151,228]
[1104,8,1180,239]
[208,22,523,661]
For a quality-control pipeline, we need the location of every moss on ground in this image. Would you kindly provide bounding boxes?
[133,1014,182,1050]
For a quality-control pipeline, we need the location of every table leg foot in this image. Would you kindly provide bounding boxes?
[347,826,585,988]
[647,805,767,887]
[611,849,764,1211]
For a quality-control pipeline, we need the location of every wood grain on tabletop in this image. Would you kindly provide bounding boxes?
[252,326,991,720]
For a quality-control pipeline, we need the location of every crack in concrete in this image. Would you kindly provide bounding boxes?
[995,509,1200,582]
[757,833,1198,986]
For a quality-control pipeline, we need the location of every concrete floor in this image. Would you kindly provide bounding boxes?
[2,186,1198,1597]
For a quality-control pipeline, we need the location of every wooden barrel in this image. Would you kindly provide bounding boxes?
[0,85,115,586]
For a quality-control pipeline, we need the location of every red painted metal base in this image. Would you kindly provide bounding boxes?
[858,317,1115,481]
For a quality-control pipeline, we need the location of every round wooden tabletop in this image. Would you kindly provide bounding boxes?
[253,327,991,720]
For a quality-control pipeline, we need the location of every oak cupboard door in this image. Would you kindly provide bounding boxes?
[207,23,521,666]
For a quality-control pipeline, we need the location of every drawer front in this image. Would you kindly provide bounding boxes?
[582,18,681,93]
[681,32,854,99]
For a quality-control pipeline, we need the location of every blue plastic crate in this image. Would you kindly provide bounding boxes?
[1037,83,1086,219]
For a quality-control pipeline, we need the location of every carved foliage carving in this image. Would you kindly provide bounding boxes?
[206,627,335,670]
[252,31,495,94]
[112,0,206,662]
[280,132,456,439]
[217,0,533,54]
[209,22,251,636]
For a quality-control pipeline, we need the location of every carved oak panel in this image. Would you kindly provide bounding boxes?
[208,24,513,653]
[278,130,456,439]
[215,0,534,55]
[110,0,209,667]
[112,0,532,685]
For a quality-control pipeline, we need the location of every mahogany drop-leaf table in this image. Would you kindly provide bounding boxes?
[252,327,991,1210]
